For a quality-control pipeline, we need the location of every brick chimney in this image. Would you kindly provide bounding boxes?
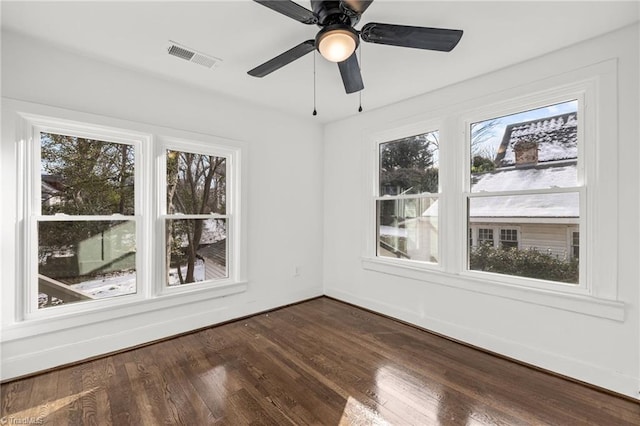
[513,138,538,167]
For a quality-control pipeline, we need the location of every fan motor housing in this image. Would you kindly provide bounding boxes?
[311,0,359,26]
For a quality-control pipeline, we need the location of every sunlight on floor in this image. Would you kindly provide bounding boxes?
[338,396,389,426]
[1,387,99,423]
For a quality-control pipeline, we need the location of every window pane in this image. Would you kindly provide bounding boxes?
[377,197,438,263]
[468,193,579,284]
[38,220,136,308]
[470,100,578,192]
[41,133,135,215]
[166,218,227,285]
[167,150,226,214]
[379,131,439,196]
[478,228,494,247]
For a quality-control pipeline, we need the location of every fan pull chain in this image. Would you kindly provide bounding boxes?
[358,44,363,113]
[312,51,317,116]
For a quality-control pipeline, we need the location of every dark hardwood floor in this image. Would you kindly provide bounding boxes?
[2,297,639,425]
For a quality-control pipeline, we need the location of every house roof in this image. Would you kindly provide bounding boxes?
[471,161,577,193]
[495,112,577,167]
[419,190,578,220]
[419,113,580,220]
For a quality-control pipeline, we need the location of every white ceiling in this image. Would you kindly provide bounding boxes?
[2,1,639,123]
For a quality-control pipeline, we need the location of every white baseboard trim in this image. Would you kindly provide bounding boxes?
[1,287,322,381]
[325,287,640,400]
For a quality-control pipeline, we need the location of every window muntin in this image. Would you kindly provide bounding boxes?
[164,149,229,286]
[467,100,581,285]
[36,132,138,309]
[376,131,439,264]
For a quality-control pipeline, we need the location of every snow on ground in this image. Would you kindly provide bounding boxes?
[73,271,137,298]
[39,260,208,308]
[168,261,205,286]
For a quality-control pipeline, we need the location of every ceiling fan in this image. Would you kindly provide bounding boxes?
[248,0,463,94]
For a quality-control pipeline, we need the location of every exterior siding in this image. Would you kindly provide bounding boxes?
[521,223,576,258]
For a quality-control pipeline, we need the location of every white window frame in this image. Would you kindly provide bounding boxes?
[462,93,586,293]
[363,60,623,321]
[21,114,149,319]
[11,105,248,328]
[155,137,242,296]
[368,119,443,270]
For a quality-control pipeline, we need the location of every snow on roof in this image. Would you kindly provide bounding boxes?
[421,191,578,219]
[472,163,576,192]
[469,192,579,218]
[495,112,577,167]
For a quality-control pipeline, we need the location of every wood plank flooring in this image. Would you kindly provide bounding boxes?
[2,297,639,425]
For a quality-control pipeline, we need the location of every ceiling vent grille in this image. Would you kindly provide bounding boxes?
[167,41,222,69]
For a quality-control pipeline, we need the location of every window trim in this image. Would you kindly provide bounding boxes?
[155,136,242,296]
[14,109,248,325]
[462,94,586,293]
[362,59,622,321]
[24,116,149,318]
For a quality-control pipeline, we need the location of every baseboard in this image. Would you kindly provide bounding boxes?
[324,287,640,400]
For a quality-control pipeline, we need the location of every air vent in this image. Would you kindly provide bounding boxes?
[167,41,222,69]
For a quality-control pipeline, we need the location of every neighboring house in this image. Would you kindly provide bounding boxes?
[380,112,580,262]
[41,174,63,208]
[468,112,579,258]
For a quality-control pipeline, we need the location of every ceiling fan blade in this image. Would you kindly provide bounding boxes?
[341,0,374,14]
[338,52,364,94]
[253,0,318,24]
[361,22,463,52]
[248,40,316,77]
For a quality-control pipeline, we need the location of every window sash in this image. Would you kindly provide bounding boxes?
[159,139,236,292]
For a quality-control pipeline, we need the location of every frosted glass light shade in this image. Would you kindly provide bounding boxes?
[318,29,357,62]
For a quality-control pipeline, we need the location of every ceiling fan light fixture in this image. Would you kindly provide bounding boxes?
[317,26,358,63]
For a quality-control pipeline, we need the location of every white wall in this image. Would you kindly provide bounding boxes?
[1,31,324,380]
[323,24,640,398]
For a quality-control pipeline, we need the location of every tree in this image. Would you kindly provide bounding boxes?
[379,133,438,195]
[470,118,500,170]
[39,134,135,273]
[166,151,226,284]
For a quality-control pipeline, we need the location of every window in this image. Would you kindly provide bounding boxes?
[467,99,581,285]
[35,131,139,310]
[164,149,229,286]
[376,130,439,263]
[499,229,518,249]
[477,228,494,247]
[570,230,580,259]
[20,112,245,319]
[364,62,621,318]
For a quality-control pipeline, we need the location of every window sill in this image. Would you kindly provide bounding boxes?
[2,280,248,341]
[361,257,625,321]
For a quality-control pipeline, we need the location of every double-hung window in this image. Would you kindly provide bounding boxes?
[28,121,144,313]
[159,139,239,293]
[18,111,245,320]
[466,99,583,285]
[365,61,620,319]
[375,129,440,264]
